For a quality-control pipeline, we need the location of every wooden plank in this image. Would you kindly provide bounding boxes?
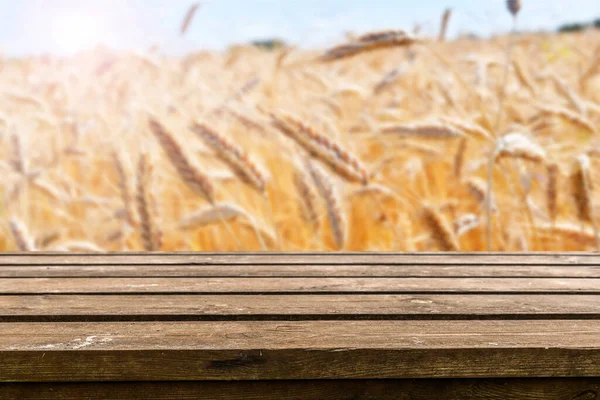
[2,294,600,322]
[1,253,600,265]
[2,264,600,278]
[2,379,599,400]
[2,321,600,381]
[1,277,598,294]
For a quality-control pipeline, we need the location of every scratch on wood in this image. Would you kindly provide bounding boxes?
[7,335,113,351]
[209,352,266,369]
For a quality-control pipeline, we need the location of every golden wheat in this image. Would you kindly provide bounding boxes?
[0,27,599,252]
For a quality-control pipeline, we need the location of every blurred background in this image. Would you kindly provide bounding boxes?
[1,0,600,56]
[1,1,600,252]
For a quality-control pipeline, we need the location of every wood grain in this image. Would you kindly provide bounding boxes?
[2,264,599,278]
[1,277,598,294]
[1,294,600,322]
[2,253,600,394]
[2,379,599,400]
[0,253,599,265]
[2,321,600,381]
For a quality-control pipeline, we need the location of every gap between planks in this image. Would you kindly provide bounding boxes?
[2,378,599,400]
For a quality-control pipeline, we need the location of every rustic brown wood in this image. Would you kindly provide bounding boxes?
[2,253,600,398]
[2,379,599,400]
[1,277,598,294]
[2,294,600,322]
[0,253,599,265]
[2,320,600,382]
[2,264,599,278]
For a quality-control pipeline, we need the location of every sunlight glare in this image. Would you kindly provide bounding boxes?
[50,11,107,54]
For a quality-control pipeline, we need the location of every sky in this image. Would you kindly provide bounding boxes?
[1,0,599,56]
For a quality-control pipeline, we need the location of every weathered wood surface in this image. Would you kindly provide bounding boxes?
[1,252,599,265]
[2,379,599,400]
[1,253,600,399]
[3,264,600,277]
[2,277,599,294]
[2,294,600,321]
[3,320,600,381]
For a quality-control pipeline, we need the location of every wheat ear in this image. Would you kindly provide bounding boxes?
[112,150,136,227]
[9,217,36,251]
[580,47,600,90]
[570,155,599,250]
[319,30,419,62]
[507,0,522,16]
[539,222,598,248]
[512,58,536,95]
[454,138,467,179]
[380,121,466,139]
[438,9,452,42]
[189,122,267,193]
[269,110,369,185]
[135,153,162,251]
[494,133,546,164]
[547,163,559,225]
[534,105,597,135]
[422,204,460,251]
[148,118,215,204]
[465,177,496,212]
[293,167,321,232]
[180,3,201,35]
[570,155,593,223]
[305,160,346,250]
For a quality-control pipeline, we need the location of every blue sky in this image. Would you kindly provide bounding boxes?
[1,0,600,56]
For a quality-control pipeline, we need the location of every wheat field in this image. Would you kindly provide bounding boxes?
[1,21,600,252]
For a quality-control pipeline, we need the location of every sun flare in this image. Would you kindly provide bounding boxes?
[50,11,106,54]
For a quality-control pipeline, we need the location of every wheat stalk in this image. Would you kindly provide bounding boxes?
[148,118,216,204]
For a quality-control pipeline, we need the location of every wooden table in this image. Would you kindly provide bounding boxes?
[1,253,600,399]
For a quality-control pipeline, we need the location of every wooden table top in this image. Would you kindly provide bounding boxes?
[1,253,600,399]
